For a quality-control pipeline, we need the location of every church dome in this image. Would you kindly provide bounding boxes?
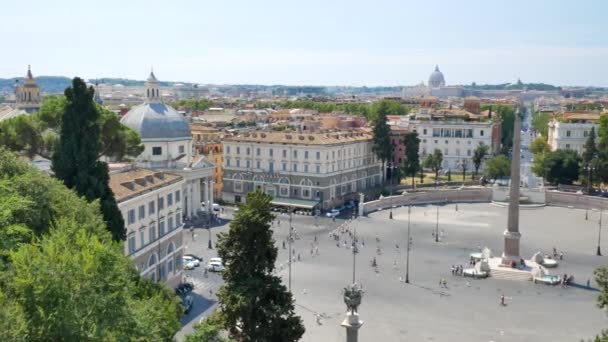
[120,71,189,141]
[428,65,445,88]
[121,102,190,141]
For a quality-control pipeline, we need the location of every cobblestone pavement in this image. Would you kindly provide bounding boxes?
[177,204,608,341]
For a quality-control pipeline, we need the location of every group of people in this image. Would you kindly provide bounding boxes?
[451,264,465,276]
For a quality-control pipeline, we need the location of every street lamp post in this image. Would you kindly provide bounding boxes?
[288,205,294,291]
[435,202,439,243]
[405,205,411,283]
[598,209,603,256]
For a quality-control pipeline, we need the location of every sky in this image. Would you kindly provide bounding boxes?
[1,0,607,87]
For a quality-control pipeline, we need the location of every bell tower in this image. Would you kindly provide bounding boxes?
[16,65,42,113]
[145,69,161,103]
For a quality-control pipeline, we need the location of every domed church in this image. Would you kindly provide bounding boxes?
[428,65,446,88]
[120,71,215,219]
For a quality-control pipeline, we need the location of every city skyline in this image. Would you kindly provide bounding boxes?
[1,0,607,87]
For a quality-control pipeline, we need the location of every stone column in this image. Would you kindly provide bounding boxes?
[358,193,365,217]
[502,110,522,265]
[341,312,364,342]
[193,180,201,217]
[187,183,194,218]
[209,180,215,210]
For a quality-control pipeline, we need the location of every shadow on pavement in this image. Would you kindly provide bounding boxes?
[180,292,218,326]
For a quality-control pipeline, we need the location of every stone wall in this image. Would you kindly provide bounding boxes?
[546,191,608,210]
[362,188,492,214]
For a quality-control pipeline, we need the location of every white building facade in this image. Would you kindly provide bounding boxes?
[410,118,499,171]
[120,71,216,220]
[548,120,599,154]
[222,130,383,210]
[109,168,185,287]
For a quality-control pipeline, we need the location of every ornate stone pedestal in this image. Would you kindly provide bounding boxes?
[501,230,521,265]
[341,312,364,342]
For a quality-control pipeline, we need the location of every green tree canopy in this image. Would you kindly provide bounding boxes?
[401,132,420,187]
[482,104,516,154]
[530,137,551,155]
[423,149,443,184]
[583,127,598,165]
[371,99,395,183]
[472,143,490,178]
[0,95,143,160]
[533,149,581,185]
[0,148,181,341]
[484,155,511,179]
[531,111,551,137]
[52,78,125,241]
[216,191,304,342]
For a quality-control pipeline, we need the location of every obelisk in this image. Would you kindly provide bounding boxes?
[502,110,522,266]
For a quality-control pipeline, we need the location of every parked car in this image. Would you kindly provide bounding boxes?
[183,255,200,267]
[183,261,195,270]
[184,254,203,262]
[209,257,223,264]
[344,201,356,209]
[326,209,340,218]
[181,295,193,314]
[207,261,225,272]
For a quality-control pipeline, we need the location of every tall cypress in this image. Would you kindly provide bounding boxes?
[402,132,421,187]
[372,100,394,183]
[52,78,125,241]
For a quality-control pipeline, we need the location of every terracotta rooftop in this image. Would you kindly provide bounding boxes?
[562,112,601,122]
[109,168,182,203]
[224,129,373,145]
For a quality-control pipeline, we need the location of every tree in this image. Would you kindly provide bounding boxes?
[590,267,608,341]
[216,191,304,342]
[530,137,551,155]
[423,149,443,186]
[371,100,394,183]
[472,143,490,178]
[8,221,181,341]
[482,104,516,154]
[458,158,468,181]
[534,149,581,185]
[484,155,511,180]
[583,127,598,165]
[52,78,125,241]
[531,111,551,137]
[0,149,181,341]
[185,315,234,342]
[401,132,420,188]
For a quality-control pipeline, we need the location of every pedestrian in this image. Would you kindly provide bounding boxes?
[314,235,317,242]
[587,279,591,288]
[559,252,564,260]
[315,314,322,325]
[315,247,319,255]
[282,241,286,249]
[451,265,455,275]
[500,294,505,306]
[190,227,195,241]
[292,249,295,255]
[362,239,365,246]
[297,253,301,261]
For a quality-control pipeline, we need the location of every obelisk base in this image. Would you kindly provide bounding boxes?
[501,230,521,266]
[341,311,364,342]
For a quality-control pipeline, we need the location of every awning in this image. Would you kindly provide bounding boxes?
[271,198,320,209]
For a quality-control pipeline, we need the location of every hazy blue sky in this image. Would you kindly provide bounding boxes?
[1,0,607,86]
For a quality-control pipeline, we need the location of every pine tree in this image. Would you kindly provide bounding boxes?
[472,143,490,179]
[51,78,125,241]
[401,132,420,188]
[371,100,394,183]
[216,191,304,342]
[583,127,598,165]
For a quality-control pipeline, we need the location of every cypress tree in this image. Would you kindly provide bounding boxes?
[52,78,125,241]
[372,100,394,183]
[216,191,304,342]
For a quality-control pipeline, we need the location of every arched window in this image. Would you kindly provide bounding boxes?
[148,253,157,268]
[147,89,150,97]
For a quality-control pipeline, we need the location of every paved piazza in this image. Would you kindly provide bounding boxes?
[179,203,608,341]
